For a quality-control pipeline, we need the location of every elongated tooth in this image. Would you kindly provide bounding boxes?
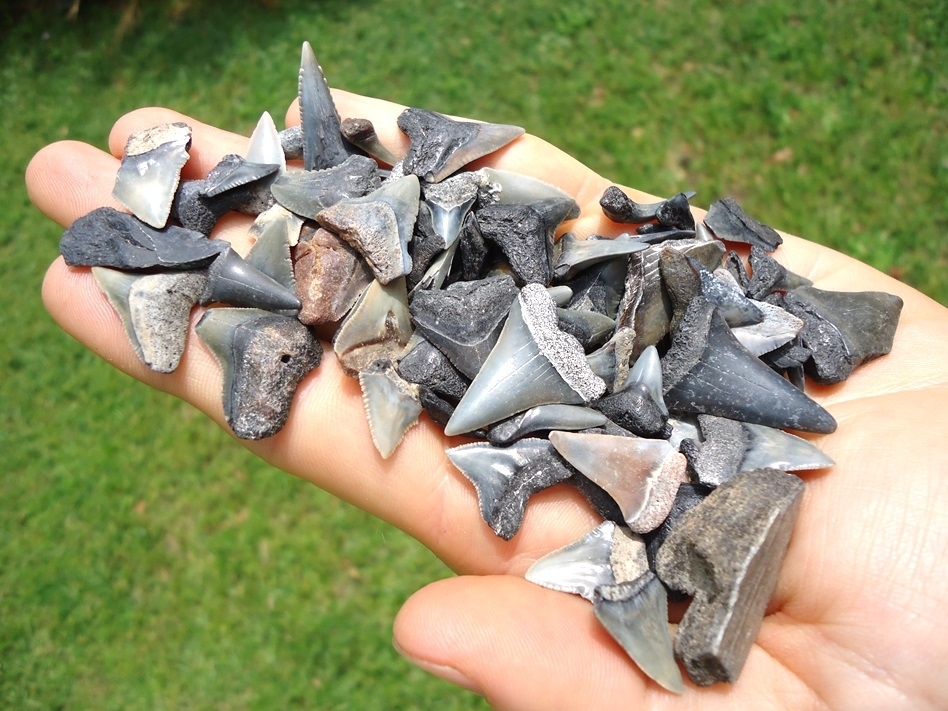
[422,172,481,248]
[196,308,322,439]
[554,233,649,280]
[246,215,296,294]
[299,41,350,170]
[488,404,608,446]
[317,174,420,284]
[444,284,606,436]
[730,299,803,357]
[397,107,524,183]
[245,111,286,170]
[655,468,804,686]
[112,122,192,228]
[740,422,835,472]
[621,345,667,415]
[333,277,413,377]
[340,117,400,166]
[525,521,618,600]
[447,439,574,540]
[270,154,381,219]
[662,297,837,434]
[679,414,749,487]
[201,154,280,199]
[599,185,664,223]
[476,168,579,218]
[704,197,783,252]
[594,573,684,694]
[549,431,686,533]
[201,244,301,312]
[359,361,422,459]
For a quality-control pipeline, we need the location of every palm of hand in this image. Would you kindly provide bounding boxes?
[27,90,948,710]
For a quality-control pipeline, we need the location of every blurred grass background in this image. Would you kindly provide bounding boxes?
[1,0,945,708]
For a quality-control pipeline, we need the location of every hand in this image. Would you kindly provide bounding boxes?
[27,90,948,710]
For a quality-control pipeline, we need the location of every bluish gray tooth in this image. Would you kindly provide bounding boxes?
[359,361,423,459]
[594,573,684,694]
[245,111,286,171]
[422,172,480,248]
[525,521,618,601]
[409,240,458,295]
[270,154,381,219]
[92,267,146,362]
[556,307,615,351]
[112,122,191,229]
[201,244,301,312]
[680,414,749,487]
[690,255,763,327]
[476,167,580,218]
[553,232,650,280]
[532,197,582,235]
[340,117,400,166]
[740,422,835,472]
[620,345,667,416]
[444,284,606,436]
[201,154,279,198]
[731,299,803,357]
[488,404,607,445]
[298,41,350,170]
[246,216,296,294]
[547,285,573,306]
[333,277,413,377]
[585,338,617,388]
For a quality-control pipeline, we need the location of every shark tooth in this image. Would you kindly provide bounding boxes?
[547,285,573,306]
[457,211,488,281]
[359,360,423,459]
[476,202,557,286]
[298,41,350,170]
[201,244,301,312]
[270,154,381,219]
[245,111,286,170]
[410,240,458,295]
[171,179,233,236]
[317,174,420,284]
[112,122,192,228]
[245,214,296,295]
[745,245,812,300]
[340,117,400,166]
[422,171,481,248]
[196,307,322,439]
[594,573,684,694]
[249,204,303,248]
[593,382,669,439]
[525,521,619,600]
[556,307,615,351]
[704,197,783,252]
[652,191,696,232]
[201,154,280,199]
[553,233,650,280]
[397,336,469,402]
[619,345,667,415]
[658,247,701,334]
[476,168,579,218]
[487,404,608,446]
[447,438,574,540]
[692,256,763,326]
[397,107,524,183]
[679,414,749,487]
[585,337,617,388]
[562,259,626,319]
[444,284,606,436]
[292,226,372,326]
[730,299,804,357]
[333,277,413,377]
[655,468,804,686]
[662,297,837,434]
[549,431,686,534]
[599,185,665,223]
[739,422,834,472]
[92,267,206,373]
[60,206,225,270]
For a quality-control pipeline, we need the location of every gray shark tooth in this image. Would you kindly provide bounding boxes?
[620,345,667,416]
[245,216,296,295]
[422,171,481,248]
[525,521,619,600]
[397,107,524,183]
[781,285,903,385]
[201,154,280,199]
[444,284,606,436]
[112,122,192,229]
[585,337,617,388]
[553,233,650,280]
[92,267,206,373]
[397,337,469,402]
[662,297,837,434]
[196,307,322,440]
[643,481,711,569]
[593,382,669,439]
[563,259,626,319]
[446,438,574,540]
[60,206,225,270]
[278,125,303,161]
[249,204,303,248]
[316,174,420,285]
[201,244,301,312]
[722,250,751,292]
[340,117,400,166]
[270,154,381,220]
[410,240,458,295]
[594,573,685,694]
[298,41,350,171]
[739,422,835,472]
[704,197,783,252]
[655,468,804,686]
[730,299,804,357]
[679,414,749,488]
[333,277,413,377]
[691,256,763,327]
[359,360,423,459]
[476,168,580,218]
[487,404,608,446]
[292,226,372,326]
[658,246,701,334]
[408,275,519,379]
[476,203,556,286]
[549,431,686,534]
[556,307,615,351]
[245,111,286,170]
[746,245,812,300]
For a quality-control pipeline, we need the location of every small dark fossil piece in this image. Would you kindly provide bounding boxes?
[704,197,783,252]
[680,414,749,487]
[340,117,399,166]
[594,382,669,439]
[397,337,470,403]
[476,202,557,286]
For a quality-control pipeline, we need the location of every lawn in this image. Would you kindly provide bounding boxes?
[1,1,945,708]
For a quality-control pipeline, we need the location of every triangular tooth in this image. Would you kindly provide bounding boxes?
[270,154,381,220]
[476,167,580,218]
[92,267,146,362]
[556,307,615,351]
[201,244,302,312]
[549,431,686,534]
[444,284,606,436]
[594,573,684,694]
[662,297,837,434]
[422,172,481,248]
[562,258,626,319]
[249,204,303,248]
[730,299,804,357]
[201,154,280,198]
[593,382,668,439]
[246,216,296,294]
[740,422,835,472]
[359,361,422,459]
[621,345,667,415]
[409,240,458,295]
[293,226,372,326]
[246,111,286,170]
[333,277,413,377]
[525,521,618,601]
[316,174,420,284]
[126,271,205,373]
[299,41,350,170]
[691,255,763,326]
[553,232,649,280]
[112,122,192,228]
[487,404,608,446]
[340,117,400,166]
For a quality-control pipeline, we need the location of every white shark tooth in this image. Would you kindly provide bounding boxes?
[739,422,835,472]
[298,41,350,170]
[333,277,413,377]
[359,361,422,459]
[444,284,606,436]
[245,111,286,171]
[730,299,804,357]
[553,232,650,280]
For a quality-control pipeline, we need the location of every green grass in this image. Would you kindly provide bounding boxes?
[1,1,945,708]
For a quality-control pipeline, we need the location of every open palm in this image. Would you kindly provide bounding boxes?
[27,90,948,710]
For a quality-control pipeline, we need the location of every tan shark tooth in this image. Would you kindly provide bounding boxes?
[293,226,373,326]
[298,41,350,170]
[113,122,192,228]
[444,284,606,436]
[739,422,835,472]
[245,111,286,171]
[359,360,422,459]
[549,431,687,534]
[340,117,400,166]
[333,277,413,377]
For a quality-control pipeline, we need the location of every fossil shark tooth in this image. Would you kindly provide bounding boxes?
[704,197,783,252]
[619,345,667,415]
[679,414,749,488]
[171,179,239,236]
[316,174,420,284]
[446,438,574,540]
[298,41,350,171]
[249,204,303,248]
[359,360,423,459]
[549,431,686,534]
[409,240,458,295]
[553,233,650,280]
[655,468,804,686]
[245,214,297,295]
[92,267,206,373]
[201,154,280,199]
[245,111,286,171]
[397,107,524,183]
[658,247,701,334]
[594,573,684,694]
[422,171,481,249]
[652,191,696,232]
[333,277,413,377]
[196,307,322,439]
[690,256,763,327]
[270,154,381,220]
[397,337,469,402]
[662,297,837,434]
[456,211,489,281]
[739,422,835,472]
[556,307,615,351]
[745,245,812,300]
[599,186,665,223]
[444,284,606,436]
[406,201,443,290]
[585,337,617,388]
[292,226,372,326]
[593,382,669,439]
[476,202,557,286]
[112,122,192,229]
[546,285,573,306]
[340,117,400,166]
[476,168,579,219]
[201,244,301,312]
[61,206,225,270]
[730,299,804,357]
[562,259,626,319]
[487,404,608,446]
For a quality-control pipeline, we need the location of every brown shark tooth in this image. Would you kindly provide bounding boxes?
[655,468,804,686]
[333,277,413,377]
[293,226,373,326]
[704,197,783,252]
[340,117,400,166]
[270,155,382,220]
[359,360,423,459]
[298,41,351,170]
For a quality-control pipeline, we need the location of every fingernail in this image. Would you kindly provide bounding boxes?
[393,640,483,694]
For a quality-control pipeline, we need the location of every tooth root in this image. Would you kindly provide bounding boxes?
[739,422,835,472]
[293,227,372,326]
[422,172,481,248]
[202,244,302,313]
[682,414,749,488]
[299,41,350,170]
[359,361,422,459]
[201,154,280,198]
[340,117,400,166]
[525,521,618,601]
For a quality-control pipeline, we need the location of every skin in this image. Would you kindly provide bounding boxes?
[26,90,948,711]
